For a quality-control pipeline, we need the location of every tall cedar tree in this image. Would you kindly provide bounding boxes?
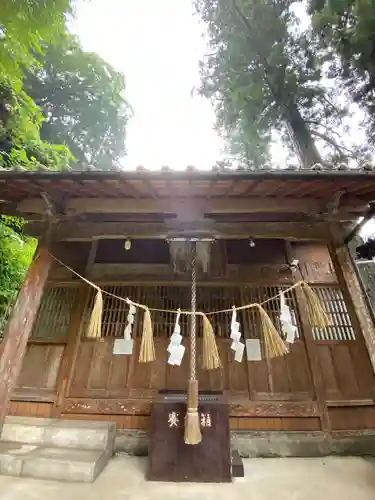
[196,0,363,168]
[309,0,375,149]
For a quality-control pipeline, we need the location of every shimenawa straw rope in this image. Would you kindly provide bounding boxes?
[184,245,202,445]
[48,255,329,351]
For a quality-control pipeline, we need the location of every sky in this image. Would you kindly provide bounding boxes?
[72,0,225,170]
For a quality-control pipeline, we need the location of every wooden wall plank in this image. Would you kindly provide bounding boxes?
[88,340,112,391]
[232,417,321,431]
[8,401,53,418]
[41,346,65,390]
[57,413,321,431]
[52,287,89,415]
[291,243,336,283]
[285,242,330,431]
[287,341,314,394]
[329,407,375,430]
[329,226,375,375]
[332,345,359,398]
[148,339,167,390]
[315,345,340,400]
[108,345,130,395]
[62,397,319,418]
[0,247,52,429]
[70,341,94,394]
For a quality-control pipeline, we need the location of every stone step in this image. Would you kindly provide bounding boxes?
[1,416,115,452]
[0,441,109,482]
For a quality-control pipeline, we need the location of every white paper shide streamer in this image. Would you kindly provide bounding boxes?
[230,307,244,362]
[279,292,297,343]
[167,309,185,366]
[113,304,136,355]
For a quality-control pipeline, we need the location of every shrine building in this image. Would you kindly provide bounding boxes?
[1,166,375,466]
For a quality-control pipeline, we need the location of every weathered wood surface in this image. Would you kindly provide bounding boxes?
[8,399,375,432]
[148,393,231,482]
[328,406,375,430]
[8,401,53,418]
[61,397,319,417]
[67,338,315,402]
[285,241,331,431]
[15,343,64,395]
[315,342,375,402]
[17,195,368,217]
[29,221,333,241]
[6,238,375,436]
[329,225,375,376]
[85,263,295,284]
[291,242,337,283]
[52,286,90,415]
[0,248,52,428]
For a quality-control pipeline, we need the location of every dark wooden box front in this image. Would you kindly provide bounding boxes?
[147,391,231,483]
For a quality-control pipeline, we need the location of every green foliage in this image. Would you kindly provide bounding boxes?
[310,0,375,146]
[0,3,130,171]
[24,35,132,170]
[0,0,76,170]
[0,217,37,316]
[195,0,366,168]
[0,0,131,323]
[0,0,72,86]
[0,76,73,170]
[0,1,73,324]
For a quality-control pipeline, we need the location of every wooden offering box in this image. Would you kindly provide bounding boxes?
[147,390,231,483]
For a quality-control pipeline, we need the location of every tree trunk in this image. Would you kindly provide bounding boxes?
[286,103,323,168]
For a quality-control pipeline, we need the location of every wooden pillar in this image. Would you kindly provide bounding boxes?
[285,242,330,431]
[52,285,90,416]
[0,247,52,428]
[329,225,375,375]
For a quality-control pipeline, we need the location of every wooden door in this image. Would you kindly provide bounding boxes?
[312,285,375,403]
[67,284,315,404]
[11,285,80,402]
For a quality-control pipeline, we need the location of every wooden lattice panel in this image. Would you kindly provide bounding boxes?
[312,286,355,340]
[80,284,301,340]
[32,286,80,339]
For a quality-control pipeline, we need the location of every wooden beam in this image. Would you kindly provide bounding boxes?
[329,224,375,376]
[61,397,319,418]
[52,286,90,417]
[17,195,368,216]
[85,239,98,276]
[27,221,334,241]
[0,247,52,429]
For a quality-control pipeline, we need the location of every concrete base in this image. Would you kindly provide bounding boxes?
[0,417,115,482]
[115,429,375,458]
[0,455,375,499]
[0,442,108,482]
[1,417,116,451]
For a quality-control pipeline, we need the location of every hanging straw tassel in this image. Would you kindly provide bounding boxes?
[86,288,103,339]
[256,304,289,359]
[139,307,155,362]
[301,282,330,328]
[201,314,221,370]
[184,379,202,445]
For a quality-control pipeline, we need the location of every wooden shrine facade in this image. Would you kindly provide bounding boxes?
[1,168,375,435]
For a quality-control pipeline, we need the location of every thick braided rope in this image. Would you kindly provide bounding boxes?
[50,253,308,316]
[190,244,197,381]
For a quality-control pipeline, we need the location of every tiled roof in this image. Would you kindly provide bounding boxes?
[3,161,375,174]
